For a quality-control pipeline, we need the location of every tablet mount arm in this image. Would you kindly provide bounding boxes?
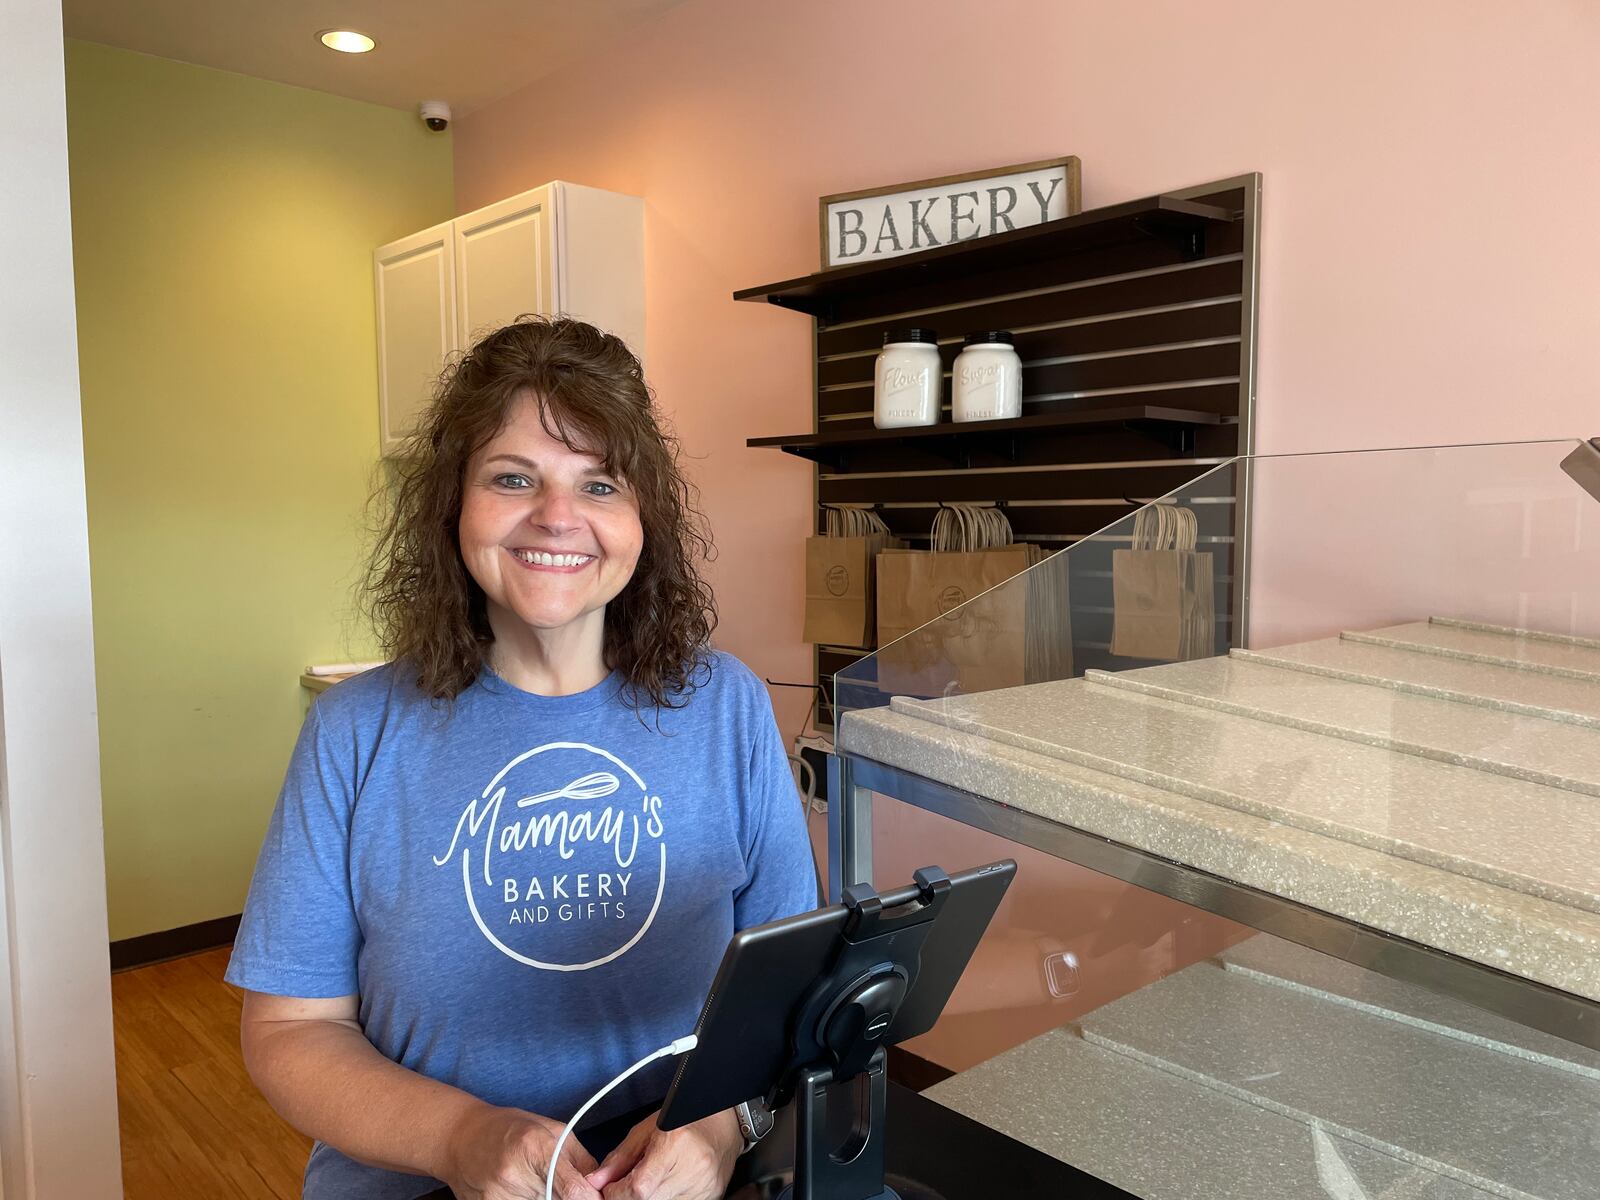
[778,866,953,1200]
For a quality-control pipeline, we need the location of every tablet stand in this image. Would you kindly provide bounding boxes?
[661,860,1014,1200]
[782,1049,896,1200]
[773,867,953,1200]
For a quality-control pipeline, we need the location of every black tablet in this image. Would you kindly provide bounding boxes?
[659,859,1016,1130]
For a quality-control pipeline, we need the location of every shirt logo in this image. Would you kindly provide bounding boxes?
[432,742,667,971]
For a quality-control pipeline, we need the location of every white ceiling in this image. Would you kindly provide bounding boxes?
[63,0,689,116]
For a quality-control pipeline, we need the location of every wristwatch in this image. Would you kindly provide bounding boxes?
[734,1097,774,1154]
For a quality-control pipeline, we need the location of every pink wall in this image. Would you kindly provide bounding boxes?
[455,0,1600,736]
[1246,439,1600,648]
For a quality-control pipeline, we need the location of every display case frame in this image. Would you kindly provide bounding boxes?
[828,750,1600,1052]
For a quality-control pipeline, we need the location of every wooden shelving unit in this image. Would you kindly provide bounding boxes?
[734,195,1235,318]
[748,405,1223,466]
[741,175,1261,729]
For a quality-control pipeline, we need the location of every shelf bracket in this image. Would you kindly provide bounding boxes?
[913,437,969,470]
[1131,216,1207,262]
[788,445,848,471]
[1124,419,1195,456]
[774,296,838,324]
[943,430,1020,469]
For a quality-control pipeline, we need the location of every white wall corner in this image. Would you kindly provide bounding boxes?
[0,2,124,1196]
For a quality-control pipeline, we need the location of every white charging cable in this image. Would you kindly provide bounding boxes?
[545,1033,699,1200]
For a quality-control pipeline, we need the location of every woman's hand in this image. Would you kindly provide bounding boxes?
[443,1102,603,1200]
[584,1109,741,1200]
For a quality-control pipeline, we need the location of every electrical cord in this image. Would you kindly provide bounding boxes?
[544,747,817,1200]
[545,1034,699,1200]
[788,752,826,904]
[789,752,821,816]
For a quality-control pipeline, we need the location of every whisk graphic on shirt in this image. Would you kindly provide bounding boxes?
[516,771,621,808]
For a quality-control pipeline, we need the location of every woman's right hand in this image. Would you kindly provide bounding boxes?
[443,1103,603,1200]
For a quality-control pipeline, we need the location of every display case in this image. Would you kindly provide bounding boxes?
[828,438,1600,1200]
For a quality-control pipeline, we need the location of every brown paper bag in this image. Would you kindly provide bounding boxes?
[875,544,1035,696]
[803,535,879,648]
[1110,503,1215,661]
[803,505,903,648]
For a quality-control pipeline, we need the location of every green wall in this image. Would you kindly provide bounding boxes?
[65,41,454,941]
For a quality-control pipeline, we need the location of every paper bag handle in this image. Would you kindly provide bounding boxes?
[931,503,1014,552]
[1131,502,1197,552]
[823,505,891,538]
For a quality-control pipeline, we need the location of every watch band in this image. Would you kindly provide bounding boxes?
[734,1098,774,1154]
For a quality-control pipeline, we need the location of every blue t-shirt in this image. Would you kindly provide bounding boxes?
[226,652,819,1200]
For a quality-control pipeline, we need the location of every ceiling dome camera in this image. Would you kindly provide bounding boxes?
[419,100,451,132]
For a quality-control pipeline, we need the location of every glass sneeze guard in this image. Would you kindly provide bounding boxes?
[827,438,1600,1200]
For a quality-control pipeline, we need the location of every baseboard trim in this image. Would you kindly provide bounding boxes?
[110,913,241,972]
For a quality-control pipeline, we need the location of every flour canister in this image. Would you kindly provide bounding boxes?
[873,328,942,428]
[952,330,1023,422]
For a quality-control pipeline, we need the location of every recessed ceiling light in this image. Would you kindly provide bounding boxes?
[319,30,376,54]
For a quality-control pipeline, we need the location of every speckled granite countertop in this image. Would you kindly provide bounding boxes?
[927,935,1600,1199]
[838,620,1600,1003]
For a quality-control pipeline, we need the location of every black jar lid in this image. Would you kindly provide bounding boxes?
[962,330,1015,346]
[882,328,938,345]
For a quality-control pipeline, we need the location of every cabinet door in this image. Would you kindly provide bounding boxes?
[375,221,456,455]
[453,185,557,350]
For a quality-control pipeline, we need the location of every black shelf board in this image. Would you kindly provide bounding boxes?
[733,194,1234,319]
[748,405,1222,466]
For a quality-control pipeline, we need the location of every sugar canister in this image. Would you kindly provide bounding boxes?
[873,328,941,428]
[952,330,1023,422]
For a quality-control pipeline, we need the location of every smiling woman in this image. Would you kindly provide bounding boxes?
[367,316,716,708]
[223,316,819,1200]
[458,398,646,696]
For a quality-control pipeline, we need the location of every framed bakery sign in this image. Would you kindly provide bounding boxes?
[820,156,1081,269]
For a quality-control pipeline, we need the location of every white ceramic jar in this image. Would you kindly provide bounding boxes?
[952,331,1023,423]
[873,328,942,428]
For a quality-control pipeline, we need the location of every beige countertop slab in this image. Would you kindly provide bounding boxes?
[1087,656,1600,797]
[888,680,1600,915]
[299,671,354,695]
[837,704,1600,1002]
[1078,962,1598,1198]
[1432,618,1600,650]
[928,1024,1495,1200]
[1219,934,1600,1078]
[1346,620,1600,682]
[931,934,1600,1199]
[1238,638,1600,728]
[300,664,384,695]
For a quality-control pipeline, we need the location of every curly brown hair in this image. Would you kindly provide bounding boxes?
[364,315,717,710]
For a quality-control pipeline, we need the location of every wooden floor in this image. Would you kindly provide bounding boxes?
[112,947,311,1199]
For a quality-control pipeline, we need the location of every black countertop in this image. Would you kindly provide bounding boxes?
[417,1083,1134,1200]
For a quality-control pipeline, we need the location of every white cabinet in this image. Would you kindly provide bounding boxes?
[374,221,456,454]
[453,188,554,347]
[374,181,643,456]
